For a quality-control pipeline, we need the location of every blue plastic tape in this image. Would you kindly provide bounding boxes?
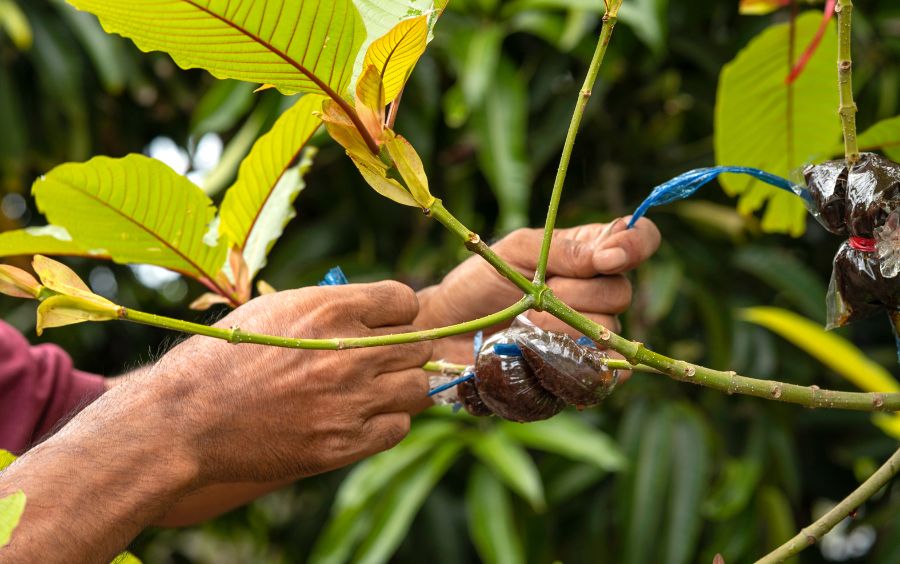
[318,266,349,286]
[493,343,523,357]
[627,167,804,228]
[428,372,475,397]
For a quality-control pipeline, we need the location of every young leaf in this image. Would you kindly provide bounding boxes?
[384,132,435,208]
[469,429,546,512]
[363,16,428,103]
[188,292,233,311]
[466,464,526,564]
[320,99,379,165]
[0,225,103,259]
[66,0,366,98]
[715,12,840,236]
[36,294,120,335]
[32,154,228,289]
[0,264,41,299]
[219,94,323,278]
[355,65,387,144]
[32,255,95,299]
[350,153,419,207]
[0,490,25,549]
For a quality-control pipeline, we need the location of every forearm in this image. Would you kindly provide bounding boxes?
[0,381,197,563]
[156,480,292,527]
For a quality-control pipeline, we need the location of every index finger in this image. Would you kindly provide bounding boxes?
[592,217,661,274]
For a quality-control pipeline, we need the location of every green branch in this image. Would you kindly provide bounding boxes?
[121,296,532,350]
[757,445,900,563]
[541,293,900,412]
[837,0,860,165]
[534,1,621,284]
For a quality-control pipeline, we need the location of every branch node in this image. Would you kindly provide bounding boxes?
[872,393,886,410]
[726,371,738,394]
[770,383,784,399]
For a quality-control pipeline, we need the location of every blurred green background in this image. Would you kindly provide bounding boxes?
[1,0,899,562]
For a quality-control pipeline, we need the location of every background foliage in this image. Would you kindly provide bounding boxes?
[1,0,899,562]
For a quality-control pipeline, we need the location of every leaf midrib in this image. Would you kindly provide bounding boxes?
[48,176,222,286]
[181,0,348,110]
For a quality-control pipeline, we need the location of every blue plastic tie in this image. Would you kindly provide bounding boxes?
[576,336,596,348]
[428,372,475,397]
[493,343,523,357]
[473,330,484,362]
[627,167,805,228]
[318,266,349,286]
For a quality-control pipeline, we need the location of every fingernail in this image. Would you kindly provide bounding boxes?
[594,247,627,271]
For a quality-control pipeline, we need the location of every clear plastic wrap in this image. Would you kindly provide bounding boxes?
[801,153,899,332]
[460,316,619,422]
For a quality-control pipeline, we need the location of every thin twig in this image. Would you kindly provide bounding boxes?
[756,445,900,563]
[534,1,621,285]
[837,0,860,165]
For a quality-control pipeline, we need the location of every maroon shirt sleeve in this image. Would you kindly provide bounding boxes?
[0,320,105,454]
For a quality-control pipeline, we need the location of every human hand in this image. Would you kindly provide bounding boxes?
[415,218,661,363]
[150,281,432,486]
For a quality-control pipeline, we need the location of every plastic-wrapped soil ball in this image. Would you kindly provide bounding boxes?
[802,153,899,331]
[463,317,619,422]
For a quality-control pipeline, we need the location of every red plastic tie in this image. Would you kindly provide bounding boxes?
[849,236,877,253]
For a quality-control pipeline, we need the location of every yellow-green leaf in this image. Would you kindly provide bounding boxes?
[0,490,25,549]
[31,255,93,299]
[741,306,899,393]
[0,264,41,299]
[855,115,900,162]
[384,132,434,208]
[0,449,15,471]
[354,65,386,144]
[349,153,418,207]
[32,154,227,284]
[320,99,377,166]
[0,0,32,50]
[112,552,143,564]
[0,225,105,259]
[742,306,900,439]
[363,16,428,103]
[36,294,120,335]
[66,0,366,97]
[715,12,840,236]
[738,0,788,16]
[220,94,323,278]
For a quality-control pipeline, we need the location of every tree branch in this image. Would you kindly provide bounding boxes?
[837,0,860,165]
[120,297,532,350]
[534,1,621,285]
[757,445,900,563]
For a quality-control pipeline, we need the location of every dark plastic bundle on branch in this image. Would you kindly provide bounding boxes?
[802,153,899,351]
[459,317,618,422]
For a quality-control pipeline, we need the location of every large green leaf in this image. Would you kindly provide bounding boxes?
[715,11,840,236]
[0,490,25,549]
[499,412,627,471]
[0,225,102,258]
[469,429,545,511]
[855,114,900,162]
[309,420,458,564]
[663,405,712,564]
[32,154,227,284]
[66,0,366,97]
[466,464,526,564]
[353,440,463,564]
[219,94,323,277]
[623,406,672,564]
